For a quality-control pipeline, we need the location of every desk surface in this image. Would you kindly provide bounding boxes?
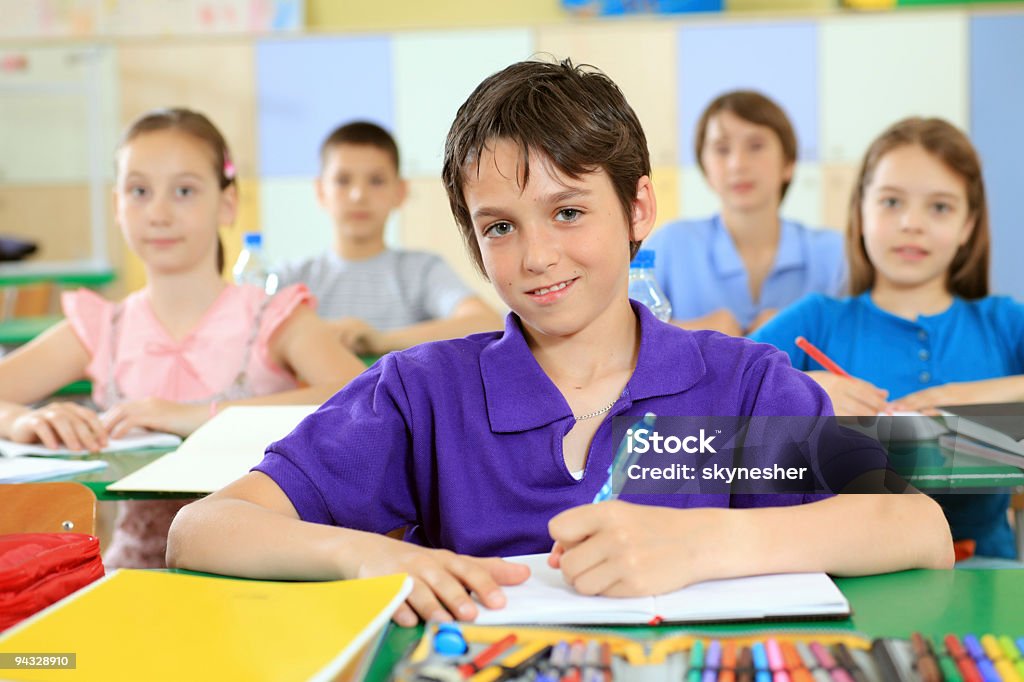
[0,259,115,287]
[366,568,1024,681]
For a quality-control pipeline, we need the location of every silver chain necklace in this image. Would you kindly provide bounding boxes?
[574,398,618,421]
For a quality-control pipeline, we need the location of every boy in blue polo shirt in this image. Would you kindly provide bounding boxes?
[169,60,952,626]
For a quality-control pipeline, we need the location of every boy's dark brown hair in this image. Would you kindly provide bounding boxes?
[118,107,235,274]
[442,58,651,277]
[320,121,400,173]
[847,117,989,299]
[694,90,798,201]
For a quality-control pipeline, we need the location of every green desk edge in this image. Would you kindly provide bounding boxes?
[0,267,115,287]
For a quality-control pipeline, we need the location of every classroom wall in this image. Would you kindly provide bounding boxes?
[2,4,1023,306]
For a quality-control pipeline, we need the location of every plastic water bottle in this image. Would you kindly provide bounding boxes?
[232,232,278,295]
[628,249,672,322]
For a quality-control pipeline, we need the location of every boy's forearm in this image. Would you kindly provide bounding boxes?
[729,491,950,577]
[704,494,953,578]
[167,497,373,580]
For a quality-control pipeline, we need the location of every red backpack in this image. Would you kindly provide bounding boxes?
[0,533,105,631]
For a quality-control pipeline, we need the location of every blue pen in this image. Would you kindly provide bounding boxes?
[593,412,656,503]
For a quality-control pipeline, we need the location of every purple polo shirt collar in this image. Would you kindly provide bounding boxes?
[481,302,707,433]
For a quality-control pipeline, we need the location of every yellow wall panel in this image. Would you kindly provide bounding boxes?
[650,166,680,235]
[536,23,679,169]
[307,0,569,31]
[822,163,858,239]
[0,184,93,261]
[116,41,258,178]
[397,177,506,313]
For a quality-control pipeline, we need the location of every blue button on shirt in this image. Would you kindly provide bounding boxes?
[646,215,846,330]
[752,291,1024,558]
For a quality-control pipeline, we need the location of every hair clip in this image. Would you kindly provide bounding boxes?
[223,154,236,181]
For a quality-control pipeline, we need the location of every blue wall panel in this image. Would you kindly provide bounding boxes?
[257,36,393,177]
[677,22,818,165]
[971,15,1024,299]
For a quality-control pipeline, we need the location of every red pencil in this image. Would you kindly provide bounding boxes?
[458,634,518,678]
[795,336,851,378]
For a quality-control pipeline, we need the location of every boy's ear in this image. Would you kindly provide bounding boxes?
[314,176,327,208]
[783,160,795,184]
[395,178,409,208]
[219,184,239,227]
[629,175,657,243]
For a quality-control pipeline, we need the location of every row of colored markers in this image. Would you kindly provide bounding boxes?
[680,634,1024,682]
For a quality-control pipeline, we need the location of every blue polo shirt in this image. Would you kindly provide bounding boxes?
[255,303,841,558]
[752,291,1024,558]
[646,215,846,330]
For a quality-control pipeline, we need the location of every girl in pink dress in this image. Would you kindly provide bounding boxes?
[0,108,365,568]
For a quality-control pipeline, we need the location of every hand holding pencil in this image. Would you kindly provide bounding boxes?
[795,337,890,416]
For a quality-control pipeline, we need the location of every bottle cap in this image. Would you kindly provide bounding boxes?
[630,249,655,268]
[242,232,263,248]
[433,622,468,656]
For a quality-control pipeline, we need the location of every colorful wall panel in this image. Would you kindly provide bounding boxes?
[256,36,394,178]
[970,13,1024,297]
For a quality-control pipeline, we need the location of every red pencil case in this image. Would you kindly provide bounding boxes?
[0,533,105,631]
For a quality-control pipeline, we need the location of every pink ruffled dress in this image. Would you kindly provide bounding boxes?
[62,283,314,569]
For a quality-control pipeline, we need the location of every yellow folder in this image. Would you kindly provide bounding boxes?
[0,569,412,682]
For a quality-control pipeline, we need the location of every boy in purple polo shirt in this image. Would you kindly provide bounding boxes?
[168,59,953,627]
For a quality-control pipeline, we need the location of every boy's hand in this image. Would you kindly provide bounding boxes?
[351,534,530,626]
[10,402,107,452]
[329,318,380,355]
[102,398,206,438]
[548,500,723,597]
[806,371,889,416]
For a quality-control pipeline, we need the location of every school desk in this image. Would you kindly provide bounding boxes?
[364,569,1024,682]
[60,448,183,501]
[0,259,115,320]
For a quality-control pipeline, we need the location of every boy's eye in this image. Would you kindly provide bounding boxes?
[334,176,349,186]
[555,208,582,222]
[713,145,729,155]
[484,221,515,238]
[370,176,386,186]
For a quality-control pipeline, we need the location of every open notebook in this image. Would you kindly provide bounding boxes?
[475,554,850,625]
[0,457,108,483]
[107,405,318,494]
[0,431,181,457]
[0,569,412,682]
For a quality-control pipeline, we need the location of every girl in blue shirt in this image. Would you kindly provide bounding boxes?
[753,117,1024,558]
[647,91,845,336]
[170,63,953,625]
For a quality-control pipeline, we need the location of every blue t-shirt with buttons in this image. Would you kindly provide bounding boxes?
[646,214,846,330]
[752,291,1024,558]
